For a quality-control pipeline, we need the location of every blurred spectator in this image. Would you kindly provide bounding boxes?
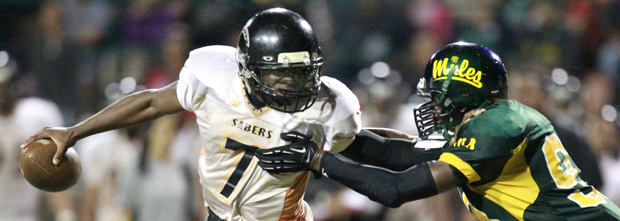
[395,32,443,87]
[579,72,620,205]
[117,114,201,221]
[325,0,414,85]
[449,0,503,53]
[580,72,616,155]
[596,0,620,104]
[406,0,453,45]
[0,52,76,221]
[186,0,243,48]
[62,0,115,48]
[563,0,605,71]
[108,0,189,91]
[60,0,116,119]
[20,1,80,125]
[76,129,139,221]
[354,63,410,129]
[143,23,192,89]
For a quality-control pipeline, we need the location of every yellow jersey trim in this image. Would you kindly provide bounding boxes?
[468,138,539,221]
[240,82,271,117]
[439,152,481,183]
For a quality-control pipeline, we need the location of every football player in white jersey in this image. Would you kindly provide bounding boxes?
[21,8,362,221]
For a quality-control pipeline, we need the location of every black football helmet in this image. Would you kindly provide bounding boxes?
[238,8,322,113]
[414,42,508,140]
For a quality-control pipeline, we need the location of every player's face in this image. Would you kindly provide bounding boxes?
[251,67,319,112]
[260,68,316,93]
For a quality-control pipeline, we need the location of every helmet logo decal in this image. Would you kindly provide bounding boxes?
[433,57,483,88]
[242,27,250,48]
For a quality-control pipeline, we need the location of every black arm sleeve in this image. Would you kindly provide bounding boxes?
[320,153,439,208]
[339,129,443,171]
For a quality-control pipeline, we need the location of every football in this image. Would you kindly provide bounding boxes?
[20,138,82,192]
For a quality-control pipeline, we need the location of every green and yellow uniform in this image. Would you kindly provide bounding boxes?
[440,100,620,221]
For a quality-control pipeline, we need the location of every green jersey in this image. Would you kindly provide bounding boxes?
[439,100,620,221]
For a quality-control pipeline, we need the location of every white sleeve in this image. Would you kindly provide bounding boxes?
[325,109,361,153]
[176,60,209,111]
[321,77,363,153]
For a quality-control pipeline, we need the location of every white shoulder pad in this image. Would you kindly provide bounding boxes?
[319,77,362,152]
[186,45,239,86]
[176,46,239,111]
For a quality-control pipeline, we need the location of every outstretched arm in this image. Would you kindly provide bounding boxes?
[255,132,460,207]
[72,82,183,138]
[256,136,458,208]
[21,81,185,164]
[338,129,443,171]
[319,154,458,207]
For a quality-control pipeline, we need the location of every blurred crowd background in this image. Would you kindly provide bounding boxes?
[1,0,620,220]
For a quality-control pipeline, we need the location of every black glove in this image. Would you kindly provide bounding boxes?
[256,131,324,177]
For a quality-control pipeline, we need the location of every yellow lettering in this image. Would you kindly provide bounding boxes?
[454,138,476,150]
[466,138,476,150]
[432,58,483,88]
[433,58,449,79]
[473,70,482,83]
[465,68,476,78]
[455,59,469,77]
[457,138,464,147]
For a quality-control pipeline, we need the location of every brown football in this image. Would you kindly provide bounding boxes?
[20,138,81,192]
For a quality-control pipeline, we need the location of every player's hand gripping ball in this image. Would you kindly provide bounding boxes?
[20,138,81,192]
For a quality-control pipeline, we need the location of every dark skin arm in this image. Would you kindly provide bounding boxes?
[21,81,185,165]
[429,161,459,193]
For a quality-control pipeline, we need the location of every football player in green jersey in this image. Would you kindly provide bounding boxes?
[255,42,620,220]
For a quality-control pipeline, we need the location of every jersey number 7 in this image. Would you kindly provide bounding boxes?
[217,138,259,199]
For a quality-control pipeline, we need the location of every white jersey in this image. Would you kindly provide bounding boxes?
[176,45,361,221]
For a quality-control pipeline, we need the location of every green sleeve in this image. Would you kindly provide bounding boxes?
[439,118,519,185]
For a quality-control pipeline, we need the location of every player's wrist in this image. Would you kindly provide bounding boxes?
[309,149,325,173]
[67,126,86,143]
